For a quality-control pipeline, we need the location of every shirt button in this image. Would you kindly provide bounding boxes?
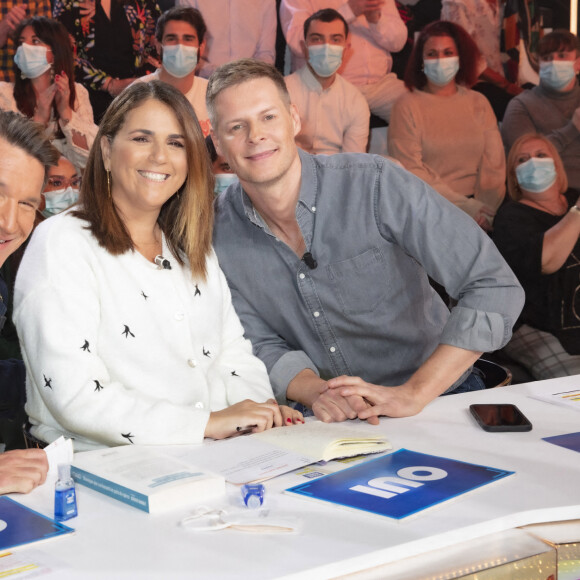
[187,359,197,368]
[311,206,316,212]
[329,346,336,353]
[299,273,306,279]
[195,402,204,409]
[175,311,184,321]
[313,311,320,318]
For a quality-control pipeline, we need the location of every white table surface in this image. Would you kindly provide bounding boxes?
[8,376,580,579]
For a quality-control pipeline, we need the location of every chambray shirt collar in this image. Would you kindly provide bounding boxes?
[239,149,319,247]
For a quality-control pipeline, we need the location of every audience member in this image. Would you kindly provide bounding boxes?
[204,135,237,195]
[0,17,97,172]
[38,154,80,219]
[0,0,51,82]
[502,30,580,190]
[14,82,302,450]
[209,59,524,424]
[493,133,580,380]
[134,6,211,136]
[0,110,56,490]
[175,0,276,79]
[280,0,407,122]
[54,0,161,122]
[388,21,505,231]
[285,8,369,155]
[441,0,523,120]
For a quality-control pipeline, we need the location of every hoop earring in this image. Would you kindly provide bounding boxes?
[106,170,112,199]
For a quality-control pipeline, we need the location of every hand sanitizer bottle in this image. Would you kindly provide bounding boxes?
[54,464,78,521]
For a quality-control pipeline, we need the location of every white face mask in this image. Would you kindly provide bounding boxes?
[307,44,344,78]
[14,43,52,79]
[515,157,558,193]
[41,187,79,218]
[539,60,577,91]
[423,56,460,86]
[214,173,238,195]
[162,44,198,79]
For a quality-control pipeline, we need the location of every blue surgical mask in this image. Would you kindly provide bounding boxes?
[14,43,51,79]
[41,186,79,218]
[214,173,238,195]
[515,157,557,193]
[423,56,460,86]
[308,44,344,78]
[162,44,198,79]
[539,60,577,91]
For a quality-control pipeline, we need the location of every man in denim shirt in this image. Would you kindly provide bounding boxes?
[209,59,524,424]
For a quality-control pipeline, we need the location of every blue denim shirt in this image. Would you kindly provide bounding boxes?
[214,151,524,403]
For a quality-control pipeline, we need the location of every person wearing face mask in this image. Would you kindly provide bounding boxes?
[0,17,97,173]
[502,30,580,191]
[134,7,211,137]
[38,155,80,220]
[388,20,505,231]
[204,135,237,196]
[284,8,369,155]
[493,133,580,379]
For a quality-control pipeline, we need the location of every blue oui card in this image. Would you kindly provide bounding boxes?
[286,449,514,520]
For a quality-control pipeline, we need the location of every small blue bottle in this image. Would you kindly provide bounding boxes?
[54,464,78,521]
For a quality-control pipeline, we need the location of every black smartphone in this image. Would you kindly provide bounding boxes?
[469,403,532,432]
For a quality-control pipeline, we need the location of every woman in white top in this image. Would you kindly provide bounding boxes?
[0,17,97,171]
[14,81,301,450]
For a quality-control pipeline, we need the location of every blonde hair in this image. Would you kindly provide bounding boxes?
[506,133,568,201]
[73,81,214,280]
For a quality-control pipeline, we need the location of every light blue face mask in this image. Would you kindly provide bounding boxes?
[214,173,238,196]
[14,43,51,79]
[539,60,577,91]
[162,44,198,79]
[515,157,557,193]
[307,44,344,78]
[41,187,79,218]
[423,56,460,87]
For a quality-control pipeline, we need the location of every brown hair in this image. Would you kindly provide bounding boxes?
[206,58,290,128]
[538,30,580,59]
[404,20,480,91]
[506,133,567,201]
[0,110,58,182]
[73,81,214,279]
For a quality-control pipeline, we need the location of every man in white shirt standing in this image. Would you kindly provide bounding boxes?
[280,0,407,122]
[285,8,370,155]
[175,0,276,79]
[134,7,212,136]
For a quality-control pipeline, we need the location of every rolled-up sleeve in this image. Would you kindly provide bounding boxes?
[374,160,525,353]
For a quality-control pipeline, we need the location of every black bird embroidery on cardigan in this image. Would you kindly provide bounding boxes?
[43,375,52,389]
[194,284,201,297]
[122,325,135,338]
[141,291,148,300]
[231,370,239,377]
[81,340,90,352]
[203,347,211,358]
[94,380,103,392]
[121,433,135,444]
